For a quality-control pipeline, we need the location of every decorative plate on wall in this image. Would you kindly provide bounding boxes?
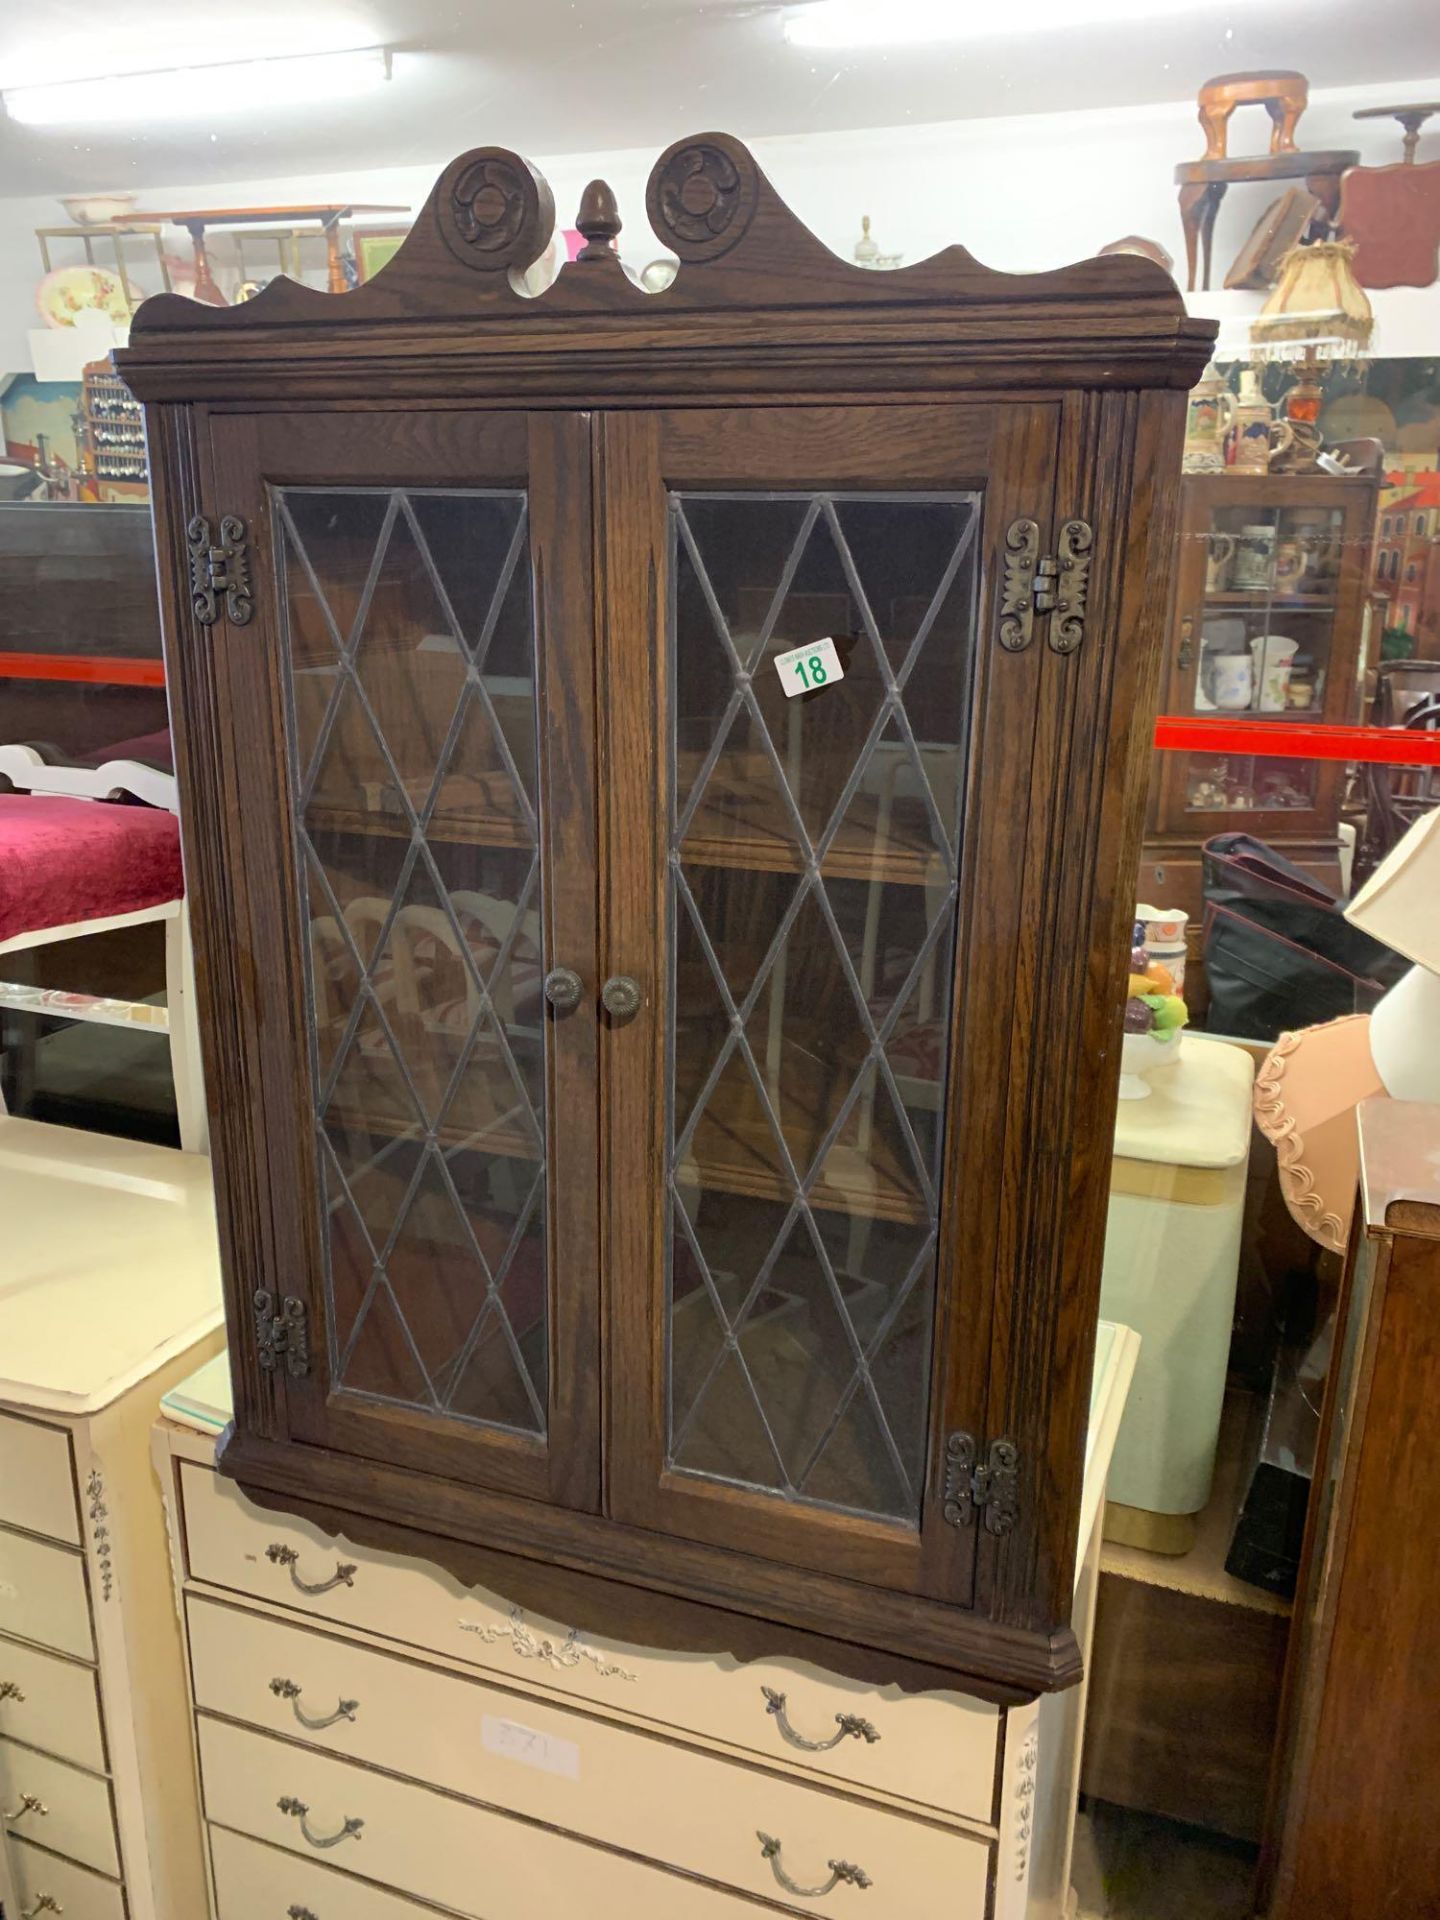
[37,264,132,329]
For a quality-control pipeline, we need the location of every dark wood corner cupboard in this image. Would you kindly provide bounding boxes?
[119,134,1213,1700]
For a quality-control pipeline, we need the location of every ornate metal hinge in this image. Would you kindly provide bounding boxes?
[188,513,253,627]
[254,1289,311,1377]
[997,516,1093,655]
[1048,518,1093,655]
[942,1433,1021,1536]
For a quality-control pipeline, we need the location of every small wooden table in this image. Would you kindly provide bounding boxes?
[112,202,409,304]
[1174,150,1359,291]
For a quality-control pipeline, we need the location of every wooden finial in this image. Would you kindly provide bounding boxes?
[576,180,622,261]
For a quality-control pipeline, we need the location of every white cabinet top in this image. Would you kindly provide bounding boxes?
[0,1117,223,1414]
[1112,1033,1255,1171]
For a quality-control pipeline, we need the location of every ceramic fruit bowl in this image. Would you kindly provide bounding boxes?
[1119,1027,1184,1100]
[60,193,138,227]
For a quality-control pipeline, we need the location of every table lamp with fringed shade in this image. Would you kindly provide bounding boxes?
[1345,808,1440,1103]
[1249,238,1375,433]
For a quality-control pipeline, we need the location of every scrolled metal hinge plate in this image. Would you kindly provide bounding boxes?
[1048,518,1093,655]
[254,1288,311,1378]
[942,1432,1021,1536]
[998,517,1040,652]
[188,512,254,627]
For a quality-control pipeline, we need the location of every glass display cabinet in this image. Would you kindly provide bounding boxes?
[118,134,1213,1697]
[1140,470,1379,969]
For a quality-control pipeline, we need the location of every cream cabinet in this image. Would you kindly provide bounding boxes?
[153,1323,1136,1920]
[0,1118,224,1920]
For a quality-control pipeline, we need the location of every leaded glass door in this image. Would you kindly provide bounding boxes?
[207,410,600,1509]
[603,404,1061,1599]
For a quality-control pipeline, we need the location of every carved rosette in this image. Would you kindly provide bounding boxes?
[436,147,556,274]
[646,135,758,263]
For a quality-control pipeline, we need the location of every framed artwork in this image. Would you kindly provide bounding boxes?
[353,227,410,284]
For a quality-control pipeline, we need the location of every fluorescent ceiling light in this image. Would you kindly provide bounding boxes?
[3,46,390,127]
[785,0,1270,45]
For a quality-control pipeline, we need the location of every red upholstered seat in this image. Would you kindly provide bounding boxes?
[0,795,183,945]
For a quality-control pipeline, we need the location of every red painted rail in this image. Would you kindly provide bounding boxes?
[0,652,165,688]
[1153,715,1440,767]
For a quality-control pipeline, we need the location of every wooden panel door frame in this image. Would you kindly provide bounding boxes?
[600,399,1061,1603]
[198,405,602,1511]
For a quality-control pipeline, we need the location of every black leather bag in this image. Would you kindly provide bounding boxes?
[1200,833,1405,1041]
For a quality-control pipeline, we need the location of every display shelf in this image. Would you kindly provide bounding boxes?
[678,1043,934,1226]
[1202,592,1336,611]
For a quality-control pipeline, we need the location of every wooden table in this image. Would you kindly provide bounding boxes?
[1174,151,1359,291]
[113,202,409,304]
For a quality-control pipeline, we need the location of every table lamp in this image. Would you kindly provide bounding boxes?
[1345,807,1440,1102]
[1249,238,1374,456]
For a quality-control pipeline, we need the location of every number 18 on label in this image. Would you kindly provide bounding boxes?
[775,637,844,698]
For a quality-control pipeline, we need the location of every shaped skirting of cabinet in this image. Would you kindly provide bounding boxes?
[118,128,1212,1698]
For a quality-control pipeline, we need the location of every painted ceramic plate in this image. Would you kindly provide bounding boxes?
[37,264,132,329]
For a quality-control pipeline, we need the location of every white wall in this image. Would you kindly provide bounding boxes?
[3,72,1439,372]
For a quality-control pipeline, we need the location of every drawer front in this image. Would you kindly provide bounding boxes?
[0,1636,106,1772]
[182,1464,997,1820]
[196,1691,988,1920]
[211,1824,463,1920]
[9,1837,127,1920]
[0,1412,80,1546]
[201,1716,971,1920]
[0,1737,120,1877]
[0,1526,94,1662]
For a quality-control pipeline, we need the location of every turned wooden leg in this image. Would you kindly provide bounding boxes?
[1198,182,1225,291]
[186,220,226,306]
[1178,183,1207,291]
[324,218,347,294]
[1267,99,1303,155]
[1199,101,1231,161]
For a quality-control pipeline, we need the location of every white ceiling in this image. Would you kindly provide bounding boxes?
[2,0,1439,197]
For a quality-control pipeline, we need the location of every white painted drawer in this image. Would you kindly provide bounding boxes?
[211,1824,468,1920]
[202,1714,959,1920]
[9,1837,126,1920]
[0,1525,93,1662]
[0,1737,120,1877]
[187,1592,989,1915]
[181,1463,997,1821]
[0,1411,80,1546]
[0,1636,106,1772]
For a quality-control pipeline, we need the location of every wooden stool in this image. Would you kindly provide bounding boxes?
[1198,70,1309,160]
[1175,150,1358,291]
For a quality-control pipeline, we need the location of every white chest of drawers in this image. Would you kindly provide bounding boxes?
[152,1322,1136,1920]
[0,1119,225,1920]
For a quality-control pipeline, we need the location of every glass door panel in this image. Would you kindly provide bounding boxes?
[1194,500,1345,720]
[204,407,598,1508]
[666,490,981,1525]
[280,486,548,1434]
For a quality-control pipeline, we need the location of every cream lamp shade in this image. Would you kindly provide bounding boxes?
[1345,808,1440,1102]
[1250,238,1375,361]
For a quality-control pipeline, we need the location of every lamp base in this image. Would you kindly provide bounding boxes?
[1369,965,1440,1104]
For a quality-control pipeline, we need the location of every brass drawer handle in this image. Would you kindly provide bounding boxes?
[5,1792,47,1822]
[271,1677,359,1731]
[762,1687,879,1752]
[277,1795,363,1849]
[267,1544,357,1597]
[757,1832,872,1897]
[23,1896,62,1917]
[0,1679,25,1703]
